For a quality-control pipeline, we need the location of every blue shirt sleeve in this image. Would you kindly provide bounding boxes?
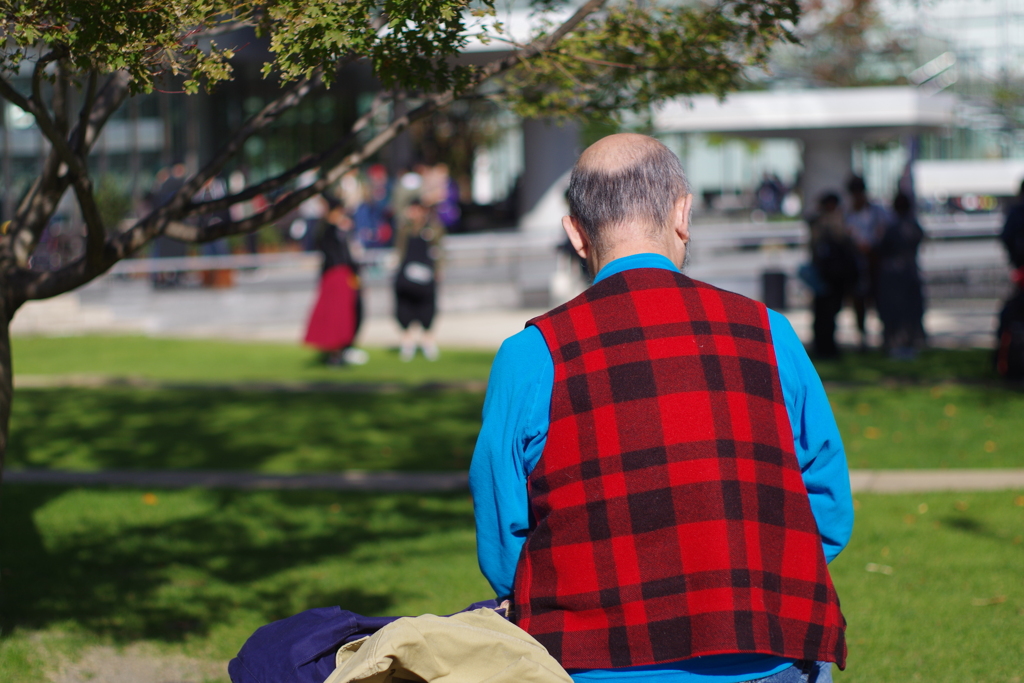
[469,325,553,598]
[767,309,854,562]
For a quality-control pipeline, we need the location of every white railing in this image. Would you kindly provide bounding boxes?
[99,216,1001,277]
[108,251,320,275]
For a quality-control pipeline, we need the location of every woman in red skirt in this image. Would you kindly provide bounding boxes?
[304,202,368,366]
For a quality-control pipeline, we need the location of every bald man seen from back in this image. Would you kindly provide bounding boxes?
[470,134,853,683]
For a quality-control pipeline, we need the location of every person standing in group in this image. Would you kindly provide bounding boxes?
[393,199,443,361]
[1001,179,1024,273]
[844,176,888,350]
[149,163,189,288]
[875,192,925,358]
[304,200,368,366]
[807,192,859,359]
[996,180,1024,379]
[471,134,851,683]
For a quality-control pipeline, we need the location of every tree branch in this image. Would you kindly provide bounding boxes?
[0,75,33,119]
[52,61,69,137]
[156,0,609,243]
[10,71,324,299]
[16,69,109,271]
[72,177,107,271]
[19,68,92,185]
[181,1,606,226]
[162,72,321,224]
[0,71,130,275]
[186,90,390,217]
[76,71,98,156]
[13,1,609,303]
[75,72,131,152]
[478,0,607,79]
[191,19,255,39]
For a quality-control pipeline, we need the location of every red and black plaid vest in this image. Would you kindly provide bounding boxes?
[512,268,846,670]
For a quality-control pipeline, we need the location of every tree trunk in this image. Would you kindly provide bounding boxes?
[0,294,13,493]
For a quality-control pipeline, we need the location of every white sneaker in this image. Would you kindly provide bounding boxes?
[400,343,416,362]
[341,347,369,365]
[422,342,440,361]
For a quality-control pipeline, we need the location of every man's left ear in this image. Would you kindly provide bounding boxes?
[673,194,693,245]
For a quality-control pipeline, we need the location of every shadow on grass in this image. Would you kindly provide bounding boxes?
[0,485,475,643]
[938,513,1024,549]
[942,515,986,534]
[8,388,484,473]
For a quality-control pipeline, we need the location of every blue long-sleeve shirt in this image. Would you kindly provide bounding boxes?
[469,253,853,683]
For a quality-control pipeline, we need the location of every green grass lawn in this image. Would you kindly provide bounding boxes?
[9,382,1024,473]
[11,335,496,386]
[7,382,1024,472]
[3,339,1023,680]
[813,347,997,384]
[9,337,999,386]
[7,388,483,472]
[831,383,1024,469]
[0,486,491,682]
[6,340,1023,473]
[1,486,1021,682]
[831,490,1024,681]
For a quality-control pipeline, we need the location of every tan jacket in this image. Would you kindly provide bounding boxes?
[323,608,573,683]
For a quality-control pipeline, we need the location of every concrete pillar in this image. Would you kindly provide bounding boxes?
[387,95,415,175]
[799,133,854,217]
[518,118,578,233]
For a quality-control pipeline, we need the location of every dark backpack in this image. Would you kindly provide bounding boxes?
[996,288,1024,380]
[813,234,859,289]
[228,600,501,683]
[394,235,436,298]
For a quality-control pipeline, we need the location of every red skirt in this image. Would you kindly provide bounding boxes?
[304,265,358,351]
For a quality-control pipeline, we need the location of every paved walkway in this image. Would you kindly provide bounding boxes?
[7,468,1024,493]
[9,258,1002,351]
[848,469,1024,493]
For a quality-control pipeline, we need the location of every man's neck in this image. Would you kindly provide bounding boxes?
[591,242,678,275]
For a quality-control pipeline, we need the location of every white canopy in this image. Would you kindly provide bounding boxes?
[913,159,1024,196]
[653,87,957,137]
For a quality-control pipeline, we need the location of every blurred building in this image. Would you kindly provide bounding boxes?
[5,0,1020,328]
[0,29,375,226]
[465,0,1024,234]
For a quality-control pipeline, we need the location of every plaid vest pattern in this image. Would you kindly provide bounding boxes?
[513,268,847,670]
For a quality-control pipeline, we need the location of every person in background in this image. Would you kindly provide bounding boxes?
[756,172,786,215]
[194,175,234,288]
[350,175,378,248]
[390,165,425,227]
[393,200,443,361]
[808,192,859,359]
[875,192,925,358]
[303,201,368,366]
[844,176,888,349]
[365,163,394,246]
[427,163,462,232]
[1001,179,1024,273]
[150,163,189,288]
[995,180,1024,379]
[295,168,329,251]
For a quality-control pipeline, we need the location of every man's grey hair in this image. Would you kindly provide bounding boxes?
[566,140,690,253]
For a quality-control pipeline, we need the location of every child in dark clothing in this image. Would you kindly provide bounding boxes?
[393,200,443,361]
